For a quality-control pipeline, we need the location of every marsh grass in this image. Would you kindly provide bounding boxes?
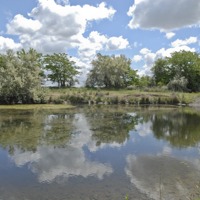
[46,87,200,106]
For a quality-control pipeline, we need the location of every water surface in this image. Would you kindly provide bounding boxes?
[0,106,200,200]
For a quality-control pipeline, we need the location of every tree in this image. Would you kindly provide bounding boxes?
[86,53,138,88]
[0,49,46,104]
[151,58,170,86]
[138,75,155,88]
[44,53,79,87]
[168,51,200,92]
[152,51,200,91]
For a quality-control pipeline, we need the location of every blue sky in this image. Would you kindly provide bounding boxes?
[1,0,200,84]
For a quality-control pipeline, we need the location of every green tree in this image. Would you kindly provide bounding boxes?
[152,51,200,91]
[86,53,138,88]
[151,58,170,86]
[44,53,79,87]
[168,51,200,92]
[0,49,46,104]
[138,75,154,88]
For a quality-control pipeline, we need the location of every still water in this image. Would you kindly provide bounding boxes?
[0,106,200,200]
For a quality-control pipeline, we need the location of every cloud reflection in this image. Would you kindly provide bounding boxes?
[125,154,200,200]
[12,146,113,183]
[11,113,114,183]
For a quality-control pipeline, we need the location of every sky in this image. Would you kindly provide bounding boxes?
[0,0,200,85]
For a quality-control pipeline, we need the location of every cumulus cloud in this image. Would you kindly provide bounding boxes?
[7,14,42,35]
[156,46,196,58]
[5,0,116,53]
[3,0,131,85]
[106,36,129,50]
[140,48,151,55]
[171,36,198,47]
[127,0,200,31]
[0,36,22,53]
[165,32,175,39]
[78,31,129,62]
[137,48,155,76]
[132,55,142,62]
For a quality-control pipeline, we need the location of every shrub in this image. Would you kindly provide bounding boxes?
[168,76,188,92]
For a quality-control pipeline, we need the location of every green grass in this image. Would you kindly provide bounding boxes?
[47,87,200,105]
[0,104,74,110]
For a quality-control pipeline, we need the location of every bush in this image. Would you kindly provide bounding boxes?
[167,76,188,92]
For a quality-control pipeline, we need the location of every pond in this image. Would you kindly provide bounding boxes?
[0,105,200,200]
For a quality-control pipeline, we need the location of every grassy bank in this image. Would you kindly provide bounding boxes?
[47,87,200,106]
[0,104,74,110]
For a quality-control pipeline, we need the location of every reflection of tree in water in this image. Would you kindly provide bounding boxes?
[0,111,44,153]
[135,107,200,148]
[0,110,75,153]
[0,106,139,154]
[85,107,139,145]
[150,111,200,148]
[42,113,75,147]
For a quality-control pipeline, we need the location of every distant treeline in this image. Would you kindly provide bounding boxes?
[0,48,200,104]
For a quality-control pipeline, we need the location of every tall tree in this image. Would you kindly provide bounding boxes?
[168,51,200,92]
[44,53,79,87]
[0,49,45,104]
[152,51,200,91]
[86,53,138,88]
[151,58,170,86]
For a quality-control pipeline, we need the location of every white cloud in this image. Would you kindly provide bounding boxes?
[140,48,151,55]
[157,46,196,58]
[106,36,129,50]
[78,31,107,62]
[165,32,175,39]
[171,36,198,48]
[3,0,129,85]
[132,55,142,62]
[78,32,129,62]
[81,2,115,21]
[0,36,22,52]
[7,14,42,35]
[5,0,116,54]
[127,0,200,31]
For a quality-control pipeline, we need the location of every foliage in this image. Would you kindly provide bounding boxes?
[152,51,200,92]
[44,53,79,87]
[86,53,138,88]
[0,49,46,104]
[138,75,155,88]
[167,75,188,92]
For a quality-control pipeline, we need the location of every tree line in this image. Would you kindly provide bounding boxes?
[0,48,200,104]
[0,49,79,104]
